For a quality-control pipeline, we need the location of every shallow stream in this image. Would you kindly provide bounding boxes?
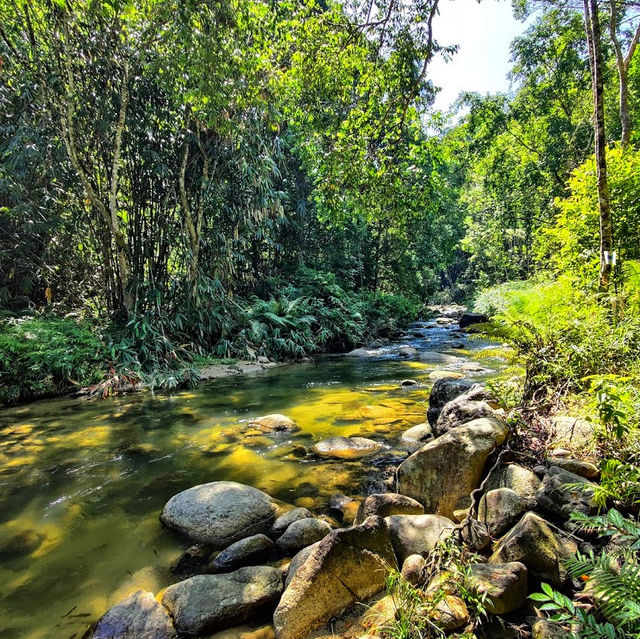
[0,319,506,639]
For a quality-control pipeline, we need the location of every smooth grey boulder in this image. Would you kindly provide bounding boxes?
[276,518,332,554]
[93,590,176,639]
[397,417,509,519]
[271,508,313,537]
[401,554,427,586]
[478,488,526,537]
[434,386,497,435]
[400,423,434,447]
[310,436,380,460]
[385,514,455,564]
[548,416,594,448]
[354,493,424,525]
[468,562,528,614]
[160,481,277,547]
[536,465,596,519]
[208,534,275,573]
[427,378,474,426]
[418,351,462,365]
[273,516,397,639]
[490,512,578,586]
[485,464,541,509]
[161,566,283,636]
[399,346,418,357]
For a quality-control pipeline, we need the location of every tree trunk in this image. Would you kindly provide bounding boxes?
[608,1,640,148]
[583,0,613,289]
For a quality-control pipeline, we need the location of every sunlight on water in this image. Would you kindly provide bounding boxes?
[0,328,507,639]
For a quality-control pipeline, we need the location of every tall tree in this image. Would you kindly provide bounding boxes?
[583,0,614,288]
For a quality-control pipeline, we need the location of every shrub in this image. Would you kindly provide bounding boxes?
[0,316,106,404]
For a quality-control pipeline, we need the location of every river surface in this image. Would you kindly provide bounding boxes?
[0,319,507,639]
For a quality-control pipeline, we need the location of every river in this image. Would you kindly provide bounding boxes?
[0,318,506,639]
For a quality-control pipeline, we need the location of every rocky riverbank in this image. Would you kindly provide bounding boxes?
[86,309,601,639]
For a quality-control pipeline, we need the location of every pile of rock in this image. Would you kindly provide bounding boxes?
[90,379,600,639]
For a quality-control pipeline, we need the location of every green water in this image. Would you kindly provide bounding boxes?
[0,325,506,639]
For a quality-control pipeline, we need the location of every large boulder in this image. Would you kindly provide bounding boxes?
[273,516,397,639]
[93,590,176,639]
[434,386,497,435]
[271,508,313,537]
[536,466,596,519]
[162,566,283,636]
[459,313,489,330]
[396,417,509,519]
[478,488,526,537]
[276,518,332,554]
[427,378,474,426]
[484,464,541,510]
[354,493,424,525]
[385,514,455,564]
[548,416,595,448]
[208,534,275,573]
[468,562,528,615]
[490,512,578,586]
[310,437,380,460]
[248,414,300,434]
[398,346,418,358]
[160,481,278,548]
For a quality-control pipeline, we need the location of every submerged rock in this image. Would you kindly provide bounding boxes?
[354,493,424,525]
[273,516,397,639]
[162,566,283,636]
[490,512,578,586]
[385,514,455,563]
[248,414,300,434]
[396,417,509,519]
[310,436,381,460]
[276,518,332,554]
[93,590,176,639]
[160,481,277,548]
[208,534,275,573]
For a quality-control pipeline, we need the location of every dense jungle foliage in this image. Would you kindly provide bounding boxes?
[1,0,640,408]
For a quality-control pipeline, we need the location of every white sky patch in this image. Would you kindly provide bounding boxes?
[428,0,536,112]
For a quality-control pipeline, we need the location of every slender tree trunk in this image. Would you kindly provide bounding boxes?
[59,17,133,311]
[584,0,614,289]
[608,1,640,147]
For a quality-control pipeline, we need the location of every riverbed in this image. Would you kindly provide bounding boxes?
[0,319,507,639]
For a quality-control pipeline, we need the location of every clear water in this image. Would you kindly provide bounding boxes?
[0,322,506,639]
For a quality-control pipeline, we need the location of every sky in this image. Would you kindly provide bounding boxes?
[428,0,536,112]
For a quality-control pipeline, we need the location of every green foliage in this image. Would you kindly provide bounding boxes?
[532,510,640,638]
[541,147,640,282]
[379,539,490,639]
[474,276,640,400]
[0,316,106,404]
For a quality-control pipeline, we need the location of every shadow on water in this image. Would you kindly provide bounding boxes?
[0,321,508,638]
